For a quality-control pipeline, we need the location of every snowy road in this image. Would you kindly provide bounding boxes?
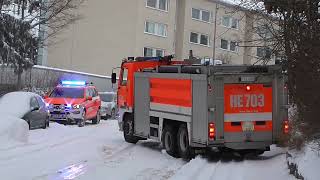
[0,120,294,180]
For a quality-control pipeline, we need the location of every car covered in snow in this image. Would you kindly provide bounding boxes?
[98,92,117,119]
[44,81,102,127]
[0,92,50,130]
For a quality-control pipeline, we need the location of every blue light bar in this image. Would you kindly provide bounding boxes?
[61,81,86,86]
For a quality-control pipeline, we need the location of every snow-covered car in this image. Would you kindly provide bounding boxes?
[99,92,117,119]
[0,92,50,130]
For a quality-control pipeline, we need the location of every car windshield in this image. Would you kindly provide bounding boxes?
[50,87,84,98]
[100,94,114,102]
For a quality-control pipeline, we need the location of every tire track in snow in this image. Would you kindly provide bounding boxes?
[31,143,136,180]
[0,126,98,163]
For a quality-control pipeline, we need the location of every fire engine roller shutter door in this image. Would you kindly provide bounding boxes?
[191,74,208,144]
[134,73,150,138]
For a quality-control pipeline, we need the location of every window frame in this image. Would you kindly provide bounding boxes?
[220,39,229,50]
[146,0,169,12]
[120,68,129,86]
[30,97,40,109]
[220,39,238,52]
[36,96,45,108]
[144,21,168,37]
[221,16,239,30]
[191,8,211,23]
[143,47,165,57]
[189,32,210,47]
[256,47,272,59]
[85,89,90,98]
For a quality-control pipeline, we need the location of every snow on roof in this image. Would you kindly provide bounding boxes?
[33,65,111,79]
[0,92,39,118]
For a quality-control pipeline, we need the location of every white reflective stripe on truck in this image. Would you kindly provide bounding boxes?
[224,112,272,122]
[150,102,192,116]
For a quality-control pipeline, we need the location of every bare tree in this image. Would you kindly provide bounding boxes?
[261,0,320,144]
[0,0,84,89]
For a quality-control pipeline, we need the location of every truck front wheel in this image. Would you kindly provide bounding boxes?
[162,125,179,158]
[177,124,195,160]
[123,114,139,144]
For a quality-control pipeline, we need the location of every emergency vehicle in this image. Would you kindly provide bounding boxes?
[45,81,102,127]
[111,56,289,159]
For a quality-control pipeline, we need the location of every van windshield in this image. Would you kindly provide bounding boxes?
[50,88,84,98]
[100,94,114,102]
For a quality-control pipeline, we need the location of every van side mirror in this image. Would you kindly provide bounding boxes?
[87,96,93,101]
[111,73,117,84]
[31,106,39,112]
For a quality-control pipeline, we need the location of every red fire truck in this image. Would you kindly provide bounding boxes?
[111,56,288,159]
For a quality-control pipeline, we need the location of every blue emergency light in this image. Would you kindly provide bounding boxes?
[61,80,86,86]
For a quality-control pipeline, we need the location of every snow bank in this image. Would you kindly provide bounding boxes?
[288,143,320,180]
[0,115,29,144]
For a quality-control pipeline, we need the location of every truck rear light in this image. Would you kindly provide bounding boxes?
[283,120,289,134]
[209,123,215,140]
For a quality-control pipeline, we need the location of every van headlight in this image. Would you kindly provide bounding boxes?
[73,104,81,109]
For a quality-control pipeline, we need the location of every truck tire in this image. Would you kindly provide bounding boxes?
[123,114,139,144]
[162,125,179,158]
[177,124,195,159]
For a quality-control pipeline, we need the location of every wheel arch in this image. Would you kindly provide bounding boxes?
[162,119,191,145]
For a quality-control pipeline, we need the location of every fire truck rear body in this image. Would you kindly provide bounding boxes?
[116,57,288,157]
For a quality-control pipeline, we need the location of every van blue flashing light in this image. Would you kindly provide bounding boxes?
[61,81,86,86]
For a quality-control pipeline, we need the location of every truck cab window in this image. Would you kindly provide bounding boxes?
[121,68,128,86]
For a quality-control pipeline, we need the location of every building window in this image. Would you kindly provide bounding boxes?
[221,39,228,50]
[144,47,165,57]
[190,32,199,44]
[222,16,239,29]
[146,0,168,11]
[190,32,210,46]
[192,8,211,22]
[257,47,272,59]
[257,25,273,39]
[200,34,209,46]
[230,41,237,52]
[220,39,238,52]
[145,21,167,37]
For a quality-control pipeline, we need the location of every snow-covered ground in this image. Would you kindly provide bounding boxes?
[0,119,297,180]
[288,142,320,180]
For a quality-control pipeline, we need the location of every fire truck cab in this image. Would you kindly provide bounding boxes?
[112,56,288,159]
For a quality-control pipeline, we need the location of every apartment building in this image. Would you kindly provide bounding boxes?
[46,0,275,75]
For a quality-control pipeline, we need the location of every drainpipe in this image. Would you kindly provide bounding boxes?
[37,0,48,65]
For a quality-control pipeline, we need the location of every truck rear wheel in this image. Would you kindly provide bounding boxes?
[123,114,139,144]
[162,125,179,158]
[177,124,195,159]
